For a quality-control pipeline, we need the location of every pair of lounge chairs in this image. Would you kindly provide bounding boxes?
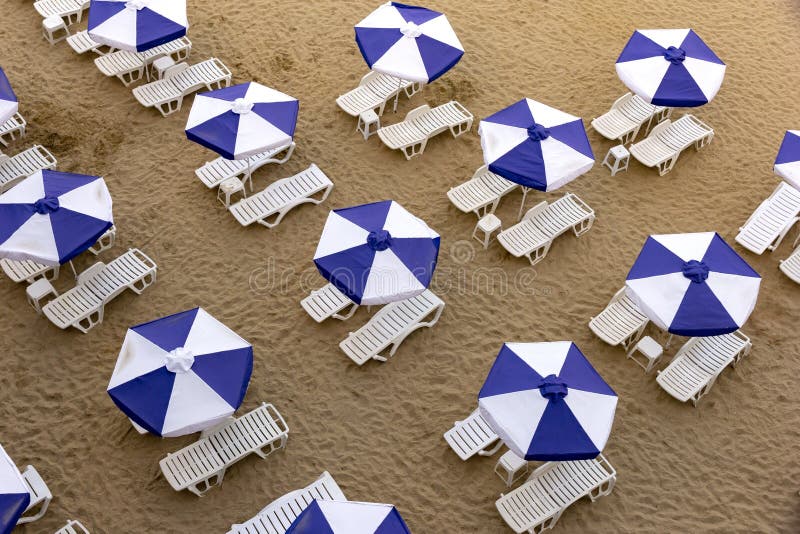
[160,403,289,497]
[67,30,116,56]
[229,164,333,228]
[591,92,671,145]
[196,143,296,190]
[132,58,232,116]
[656,330,752,406]
[497,193,595,266]
[336,71,422,117]
[227,471,346,534]
[95,37,192,86]
[1,226,116,284]
[378,101,473,159]
[628,114,714,175]
[42,248,157,333]
[0,144,57,193]
[34,0,89,25]
[0,113,26,147]
[447,165,519,218]
[735,181,800,255]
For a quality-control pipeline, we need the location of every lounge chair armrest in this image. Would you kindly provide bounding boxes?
[404,104,431,122]
[471,164,489,180]
[648,118,672,137]
[522,201,549,221]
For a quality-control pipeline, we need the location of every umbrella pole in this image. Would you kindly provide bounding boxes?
[393,78,403,112]
[246,158,253,193]
[518,187,530,221]
[69,260,78,279]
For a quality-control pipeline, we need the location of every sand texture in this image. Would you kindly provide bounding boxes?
[1,0,800,532]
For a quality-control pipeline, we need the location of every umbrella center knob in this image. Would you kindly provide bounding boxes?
[33,196,59,215]
[400,21,423,39]
[527,123,550,141]
[682,260,709,283]
[125,0,148,10]
[165,347,195,373]
[231,98,253,115]
[663,46,686,65]
[538,374,568,400]
[367,229,393,251]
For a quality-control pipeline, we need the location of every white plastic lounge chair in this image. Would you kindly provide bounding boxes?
[629,114,714,175]
[377,101,473,160]
[336,71,421,116]
[55,520,90,534]
[656,330,751,406]
[17,465,52,525]
[339,290,445,366]
[497,193,595,266]
[0,113,26,147]
[229,164,333,228]
[94,37,192,86]
[227,471,346,534]
[1,226,116,284]
[588,288,649,351]
[67,30,114,55]
[447,165,519,218]
[42,248,157,333]
[54,520,90,534]
[0,145,57,193]
[300,283,359,323]
[779,238,800,283]
[160,403,289,497]
[496,455,616,533]
[735,181,800,254]
[196,143,295,190]
[34,0,89,25]
[132,58,232,117]
[590,92,671,144]
[444,408,502,461]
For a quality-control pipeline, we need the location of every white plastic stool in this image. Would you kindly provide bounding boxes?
[152,56,176,80]
[26,278,58,314]
[43,16,69,45]
[473,213,502,249]
[494,450,529,487]
[218,177,246,207]
[356,109,380,140]
[628,335,664,374]
[602,144,630,176]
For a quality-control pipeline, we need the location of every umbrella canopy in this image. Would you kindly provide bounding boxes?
[185,82,299,160]
[626,232,760,337]
[616,29,725,108]
[88,0,188,53]
[287,500,411,534]
[774,130,800,190]
[478,342,618,461]
[313,200,440,306]
[0,67,18,125]
[107,307,253,437]
[355,2,464,83]
[0,444,29,534]
[0,170,113,266]
[479,98,595,191]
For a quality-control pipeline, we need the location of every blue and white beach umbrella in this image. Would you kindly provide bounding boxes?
[479,99,595,192]
[774,130,800,190]
[478,342,618,461]
[313,200,440,306]
[626,232,761,337]
[616,29,726,108]
[88,0,188,53]
[108,308,253,437]
[355,2,464,83]
[0,170,113,266]
[0,67,18,125]
[185,82,299,160]
[286,500,411,534]
[0,444,29,534]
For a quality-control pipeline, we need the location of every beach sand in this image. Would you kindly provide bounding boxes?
[2,0,800,532]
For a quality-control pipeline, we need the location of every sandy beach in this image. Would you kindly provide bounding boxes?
[2,0,800,532]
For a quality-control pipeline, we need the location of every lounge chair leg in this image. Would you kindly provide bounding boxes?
[525,242,551,267]
[477,439,503,457]
[332,303,359,321]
